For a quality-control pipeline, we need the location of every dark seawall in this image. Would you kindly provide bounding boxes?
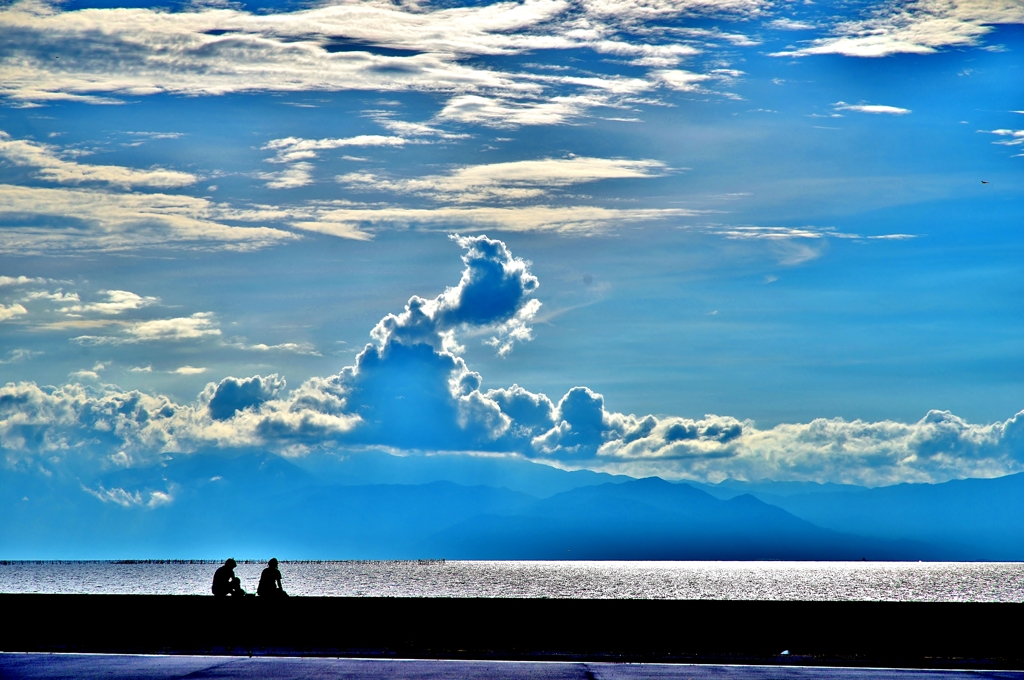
[1,595,1022,668]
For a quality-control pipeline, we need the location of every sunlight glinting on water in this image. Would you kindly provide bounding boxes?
[2,561,1023,601]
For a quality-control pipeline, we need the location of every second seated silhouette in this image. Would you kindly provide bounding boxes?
[257,558,288,598]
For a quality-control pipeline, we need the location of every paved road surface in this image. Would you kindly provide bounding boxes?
[3,655,1024,680]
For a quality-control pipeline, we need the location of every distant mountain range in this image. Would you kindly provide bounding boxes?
[2,450,1022,560]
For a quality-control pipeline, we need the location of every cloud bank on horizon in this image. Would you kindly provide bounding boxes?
[3,235,1024,488]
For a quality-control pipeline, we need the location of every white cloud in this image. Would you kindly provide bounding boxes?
[63,290,159,315]
[700,225,915,263]
[2,235,1022,487]
[338,156,669,203]
[0,0,749,131]
[563,407,1024,487]
[370,115,469,140]
[83,484,174,508]
[986,129,1024,146]
[0,303,28,321]
[834,101,911,115]
[437,93,614,127]
[0,349,40,363]
[263,135,409,163]
[174,365,207,375]
[0,276,49,286]
[0,131,197,188]
[775,0,1024,58]
[257,162,315,190]
[235,341,320,355]
[582,0,768,22]
[128,313,220,341]
[0,1,537,104]
[0,184,299,253]
[130,365,152,372]
[652,69,714,92]
[294,204,696,236]
[73,312,221,344]
[768,18,815,30]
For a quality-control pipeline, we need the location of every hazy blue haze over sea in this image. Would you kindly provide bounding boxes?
[2,561,1023,601]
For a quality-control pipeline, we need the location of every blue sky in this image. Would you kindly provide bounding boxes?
[1,0,1023,490]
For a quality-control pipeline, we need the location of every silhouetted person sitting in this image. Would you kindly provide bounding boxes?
[212,558,247,597]
[257,558,288,598]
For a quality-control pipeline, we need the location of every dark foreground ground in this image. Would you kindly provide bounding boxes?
[1,596,1023,669]
[4,655,1024,680]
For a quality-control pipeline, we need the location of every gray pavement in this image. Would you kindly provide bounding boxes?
[2,655,1024,680]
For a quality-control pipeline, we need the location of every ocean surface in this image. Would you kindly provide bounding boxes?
[2,561,1023,601]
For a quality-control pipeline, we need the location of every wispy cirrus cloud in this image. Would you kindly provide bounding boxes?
[73,312,221,344]
[263,135,410,164]
[0,131,197,188]
[773,0,1024,58]
[985,128,1024,148]
[834,101,911,115]
[315,156,685,235]
[293,204,697,237]
[0,303,28,321]
[0,184,298,252]
[62,290,159,316]
[256,163,316,190]
[0,275,50,286]
[0,0,745,125]
[337,156,670,203]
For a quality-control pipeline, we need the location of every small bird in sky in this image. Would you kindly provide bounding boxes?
[981,180,989,184]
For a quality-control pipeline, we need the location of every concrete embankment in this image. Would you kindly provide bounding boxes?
[1,595,1022,668]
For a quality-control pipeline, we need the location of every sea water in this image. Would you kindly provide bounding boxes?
[1,560,1023,601]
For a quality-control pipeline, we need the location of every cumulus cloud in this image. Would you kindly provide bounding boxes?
[774,0,1024,58]
[0,131,197,188]
[572,407,1024,487]
[3,234,1024,486]
[370,234,540,356]
[174,366,207,375]
[205,374,286,420]
[834,101,911,115]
